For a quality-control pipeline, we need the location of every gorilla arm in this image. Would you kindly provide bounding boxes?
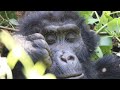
[95,55,120,79]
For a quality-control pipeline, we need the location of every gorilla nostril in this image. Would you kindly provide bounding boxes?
[68,56,74,60]
[60,55,75,62]
[60,55,67,63]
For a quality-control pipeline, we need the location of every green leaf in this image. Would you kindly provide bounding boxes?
[33,61,47,75]
[7,50,19,69]
[99,36,113,47]
[103,11,111,16]
[95,46,103,58]
[100,14,108,25]
[94,23,102,31]
[99,36,113,55]
[100,46,112,55]
[79,11,93,24]
[43,73,56,79]
[24,61,56,79]
[94,11,113,32]
[9,19,19,26]
[91,46,103,61]
[106,18,120,37]
[88,17,99,24]
[0,30,16,50]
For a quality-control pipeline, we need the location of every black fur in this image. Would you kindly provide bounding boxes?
[95,55,120,79]
[1,11,120,79]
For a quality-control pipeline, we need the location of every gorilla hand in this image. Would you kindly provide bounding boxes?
[13,33,52,67]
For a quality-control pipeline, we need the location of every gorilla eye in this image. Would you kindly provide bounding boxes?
[45,32,57,45]
[65,32,78,43]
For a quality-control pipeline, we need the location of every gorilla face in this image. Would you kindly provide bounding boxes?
[43,24,86,78]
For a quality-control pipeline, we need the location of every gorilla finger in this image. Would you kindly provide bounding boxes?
[33,39,50,52]
[28,48,52,66]
[27,33,45,40]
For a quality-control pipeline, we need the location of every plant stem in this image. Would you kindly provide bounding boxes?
[96,23,108,34]
[110,11,120,15]
[115,37,120,43]
[94,11,100,22]
[5,11,15,29]
[91,11,95,17]
[0,26,18,31]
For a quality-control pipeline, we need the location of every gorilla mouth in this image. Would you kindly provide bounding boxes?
[58,73,84,79]
[66,73,84,79]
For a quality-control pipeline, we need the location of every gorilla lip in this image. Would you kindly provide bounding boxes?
[66,73,84,79]
[58,73,84,79]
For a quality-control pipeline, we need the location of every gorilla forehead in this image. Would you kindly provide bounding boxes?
[19,11,85,33]
[23,11,80,21]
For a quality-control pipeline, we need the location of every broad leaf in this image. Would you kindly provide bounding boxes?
[9,19,19,26]
[79,11,93,24]
[99,36,113,55]
[88,17,99,24]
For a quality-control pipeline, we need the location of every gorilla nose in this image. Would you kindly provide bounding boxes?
[60,54,75,63]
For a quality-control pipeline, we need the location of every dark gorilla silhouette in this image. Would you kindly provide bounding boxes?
[1,11,120,79]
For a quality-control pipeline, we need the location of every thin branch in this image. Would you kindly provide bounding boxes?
[96,23,108,34]
[91,11,95,17]
[94,11,100,22]
[5,11,15,29]
[110,11,120,15]
[115,36,120,43]
[0,15,5,21]
[0,26,19,31]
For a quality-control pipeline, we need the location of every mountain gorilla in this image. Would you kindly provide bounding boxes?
[1,11,120,79]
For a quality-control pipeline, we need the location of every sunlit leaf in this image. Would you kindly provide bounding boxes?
[9,19,19,26]
[107,18,120,37]
[99,36,113,47]
[103,11,111,16]
[95,46,103,58]
[43,73,56,79]
[88,17,99,24]
[7,46,22,69]
[100,46,112,55]
[33,61,47,75]
[100,14,108,25]
[104,11,113,22]
[0,57,13,79]
[0,30,16,50]
[94,23,102,31]
[99,36,113,55]
[24,61,56,79]
[19,49,34,71]
[79,11,93,24]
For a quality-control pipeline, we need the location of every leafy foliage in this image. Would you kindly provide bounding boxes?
[0,11,18,27]
[79,11,120,60]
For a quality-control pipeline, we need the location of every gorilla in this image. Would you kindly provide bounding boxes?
[1,11,120,79]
